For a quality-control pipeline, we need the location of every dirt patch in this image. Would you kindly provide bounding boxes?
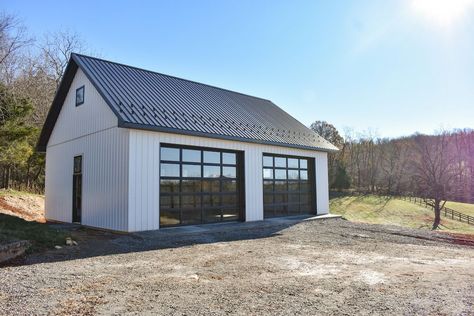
[0,194,44,223]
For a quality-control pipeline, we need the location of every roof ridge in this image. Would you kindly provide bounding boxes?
[71,53,273,103]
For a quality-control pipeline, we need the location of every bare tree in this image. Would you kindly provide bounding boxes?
[412,132,458,229]
[0,13,32,83]
[39,30,87,86]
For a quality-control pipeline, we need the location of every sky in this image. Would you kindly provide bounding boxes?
[3,0,474,138]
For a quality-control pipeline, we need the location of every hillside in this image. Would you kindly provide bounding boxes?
[330,194,474,235]
[0,190,45,223]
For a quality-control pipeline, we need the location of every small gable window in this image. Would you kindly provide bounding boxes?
[76,86,85,106]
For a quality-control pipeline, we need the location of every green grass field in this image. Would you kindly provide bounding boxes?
[330,194,474,235]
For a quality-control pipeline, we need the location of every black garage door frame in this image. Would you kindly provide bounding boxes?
[262,153,317,218]
[159,143,245,227]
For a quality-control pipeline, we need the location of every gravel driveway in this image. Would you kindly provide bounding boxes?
[1,217,473,315]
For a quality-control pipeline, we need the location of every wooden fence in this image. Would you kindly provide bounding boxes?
[401,195,474,226]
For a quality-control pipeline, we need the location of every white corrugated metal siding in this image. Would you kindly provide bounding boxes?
[45,69,130,231]
[128,129,330,231]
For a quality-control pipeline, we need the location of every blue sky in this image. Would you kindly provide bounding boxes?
[4,0,474,138]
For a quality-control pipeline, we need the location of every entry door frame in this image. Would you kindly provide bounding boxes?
[72,155,83,223]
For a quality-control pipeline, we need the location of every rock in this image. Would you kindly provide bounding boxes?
[72,240,78,246]
[54,245,62,249]
[65,237,73,246]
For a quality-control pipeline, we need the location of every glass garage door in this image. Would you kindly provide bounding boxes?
[159,145,243,227]
[263,154,315,218]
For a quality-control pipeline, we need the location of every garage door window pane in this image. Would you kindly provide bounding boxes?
[202,180,220,193]
[160,195,179,209]
[204,165,220,178]
[223,152,236,165]
[275,157,286,168]
[288,158,298,168]
[182,164,201,177]
[223,166,236,178]
[222,194,237,206]
[204,151,220,164]
[160,209,180,226]
[181,209,201,225]
[161,163,179,177]
[288,169,299,180]
[263,156,273,167]
[300,170,308,180]
[202,194,220,207]
[182,149,201,162]
[274,181,287,192]
[222,180,237,192]
[161,147,180,161]
[181,180,201,193]
[160,179,180,193]
[204,208,222,223]
[181,195,201,208]
[263,168,273,179]
[263,180,273,192]
[300,159,307,169]
[275,169,287,179]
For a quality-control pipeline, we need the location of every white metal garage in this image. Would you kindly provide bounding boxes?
[37,54,337,232]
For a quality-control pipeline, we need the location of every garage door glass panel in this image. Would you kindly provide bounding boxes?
[160,145,243,227]
[263,154,315,218]
[161,147,180,161]
[182,149,201,162]
[223,152,236,165]
[161,163,180,177]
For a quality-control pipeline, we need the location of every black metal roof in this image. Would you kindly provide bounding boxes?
[37,53,337,152]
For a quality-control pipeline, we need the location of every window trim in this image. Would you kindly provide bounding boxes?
[76,85,85,107]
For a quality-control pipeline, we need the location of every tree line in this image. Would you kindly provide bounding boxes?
[311,121,474,228]
[0,12,91,192]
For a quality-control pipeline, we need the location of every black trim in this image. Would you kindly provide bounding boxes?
[75,85,85,106]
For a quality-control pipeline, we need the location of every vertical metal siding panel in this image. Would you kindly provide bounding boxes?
[315,152,329,214]
[128,131,136,232]
[128,130,160,232]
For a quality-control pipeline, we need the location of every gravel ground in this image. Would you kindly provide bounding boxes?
[1,218,473,315]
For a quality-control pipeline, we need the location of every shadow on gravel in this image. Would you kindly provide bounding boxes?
[5,215,325,267]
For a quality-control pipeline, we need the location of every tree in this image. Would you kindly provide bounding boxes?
[333,161,351,191]
[411,132,457,230]
[310,121,344,148]
[0,83,34,189]
[310,121,344,187]
[0,12,32,84]
[39,30,87,86]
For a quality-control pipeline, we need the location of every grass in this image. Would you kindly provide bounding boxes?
[444,201,474,217]
[0,188,43,198]
[0,214,68,253]
[330,194,474,235]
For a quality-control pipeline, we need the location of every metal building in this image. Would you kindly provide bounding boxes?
[37,54,337,232]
